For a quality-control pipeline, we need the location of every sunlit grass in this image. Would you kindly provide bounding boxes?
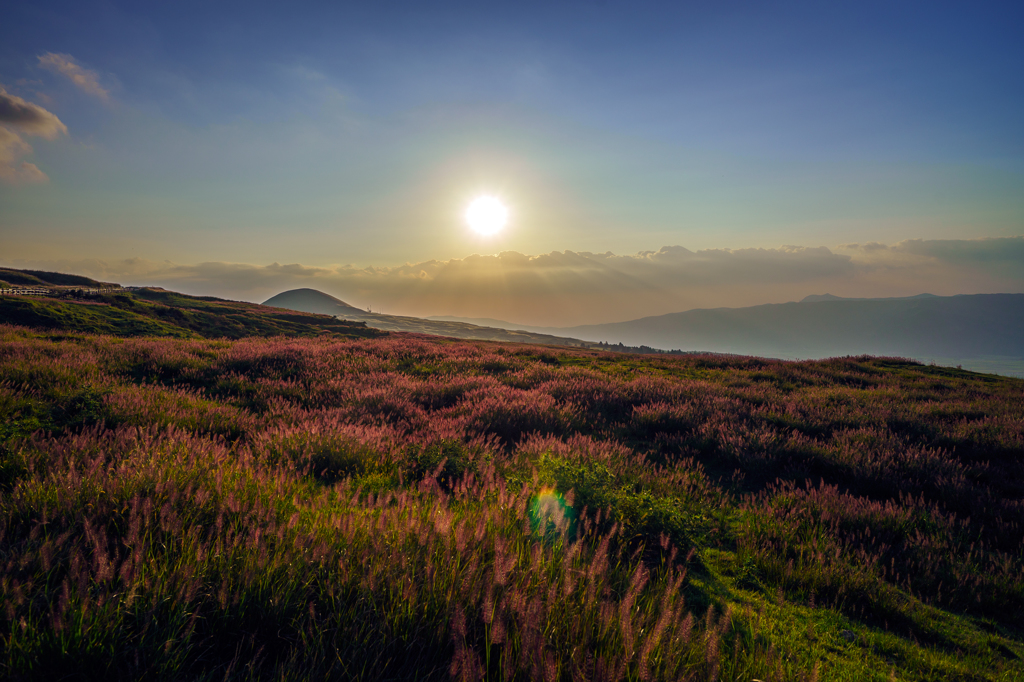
[0,324,1021,680]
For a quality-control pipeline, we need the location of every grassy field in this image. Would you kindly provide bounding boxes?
[0,325,1021,680]
[0,290,383,341]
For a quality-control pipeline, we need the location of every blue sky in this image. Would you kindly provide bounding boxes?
[0,1,1022,314]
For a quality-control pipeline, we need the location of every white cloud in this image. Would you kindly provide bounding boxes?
[38,53,110,102]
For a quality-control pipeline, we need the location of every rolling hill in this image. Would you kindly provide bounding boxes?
[262,288,366,316]
[262,288,672,352]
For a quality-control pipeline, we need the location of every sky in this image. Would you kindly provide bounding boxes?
[1,1,1022,324]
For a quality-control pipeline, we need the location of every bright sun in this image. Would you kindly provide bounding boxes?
[465,196,508,236]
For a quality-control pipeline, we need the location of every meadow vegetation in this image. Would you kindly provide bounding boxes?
[0,290,382,340]
[0,325,1021,680]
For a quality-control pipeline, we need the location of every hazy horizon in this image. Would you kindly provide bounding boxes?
[3,235,1022,327]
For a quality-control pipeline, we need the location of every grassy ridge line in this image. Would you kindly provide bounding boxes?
[0,290,385,340]
[0,268,116,288]
[0,327,1022,680]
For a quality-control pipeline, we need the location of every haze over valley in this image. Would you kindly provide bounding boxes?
[266,287,1024,377]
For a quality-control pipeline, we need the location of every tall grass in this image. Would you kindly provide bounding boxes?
[0,324,1021,680]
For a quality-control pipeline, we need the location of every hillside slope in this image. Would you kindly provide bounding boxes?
[0,288,383,340]
[0,267,119,289]
[264,288,673,352]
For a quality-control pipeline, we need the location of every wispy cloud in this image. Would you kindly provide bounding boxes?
[38,53,110,102]
[0,127,49,184]
[0,86,67,184]
[8,238,1021,326]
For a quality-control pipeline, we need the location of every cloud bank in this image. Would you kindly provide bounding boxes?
[6,237,1021,327]
[0,86,67,184]
[38,53,110,102]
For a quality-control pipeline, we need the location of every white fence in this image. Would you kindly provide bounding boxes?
[0,287,115,297]
[0,288,51,296]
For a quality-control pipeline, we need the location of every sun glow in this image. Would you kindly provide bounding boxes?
[465,196,508,236]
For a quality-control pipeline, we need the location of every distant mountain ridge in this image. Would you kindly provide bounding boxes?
[551,293,1024,362]
[424,293,1024,376]
[431,293,950,332]
[799,293,939,303]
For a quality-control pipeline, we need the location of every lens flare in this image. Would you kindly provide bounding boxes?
[529,487,573,536]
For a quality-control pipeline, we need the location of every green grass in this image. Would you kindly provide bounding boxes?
[0,296,193,337]
[0,289,384,340]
